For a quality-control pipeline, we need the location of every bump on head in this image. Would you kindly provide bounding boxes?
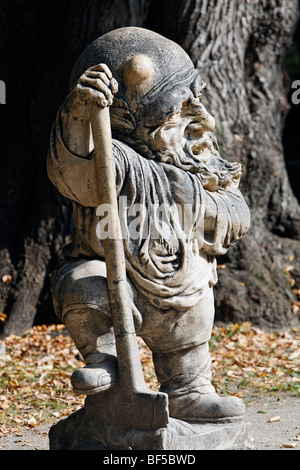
[123,54,155,98]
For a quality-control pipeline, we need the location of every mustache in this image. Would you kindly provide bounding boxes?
[185,132,215,161]
[155,133,242,190]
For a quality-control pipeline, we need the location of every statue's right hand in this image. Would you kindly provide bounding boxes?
[66,64,118,120]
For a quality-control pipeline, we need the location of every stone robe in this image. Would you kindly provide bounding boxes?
[47,111,250,349]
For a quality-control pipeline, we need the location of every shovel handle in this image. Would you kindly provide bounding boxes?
[90,104,145,390]
[90,104,127,312]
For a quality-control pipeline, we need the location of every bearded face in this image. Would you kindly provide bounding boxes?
[70,27,242,191]
[145,95,216,166]
[125,80,242,192]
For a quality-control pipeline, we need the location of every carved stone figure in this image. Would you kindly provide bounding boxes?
[47,27,251,449]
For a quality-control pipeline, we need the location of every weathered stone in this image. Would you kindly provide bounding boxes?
[49,407,254,451]
[47,26,251,450]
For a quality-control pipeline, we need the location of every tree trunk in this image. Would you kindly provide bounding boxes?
[0,0,150,338]
[147,0,300,329]
[0,0,299,338]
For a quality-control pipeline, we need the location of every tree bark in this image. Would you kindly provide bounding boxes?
[0,0,150,338]
[0,0,299,337]
[147,0,300,329]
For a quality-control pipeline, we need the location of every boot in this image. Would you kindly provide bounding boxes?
[153,342,245,423]
[71,352,118,395]
[63,307,118,395]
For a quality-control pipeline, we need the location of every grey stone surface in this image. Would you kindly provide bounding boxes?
[163,419,254,450]
[49,409,253,450]
[47,27,251,449]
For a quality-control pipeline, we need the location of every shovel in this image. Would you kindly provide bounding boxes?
[89,102,169,431]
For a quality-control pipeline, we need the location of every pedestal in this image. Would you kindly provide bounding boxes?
[49,406,254,450]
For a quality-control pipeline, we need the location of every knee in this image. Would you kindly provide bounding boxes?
[63,276,110,316]
[51,261,111,320]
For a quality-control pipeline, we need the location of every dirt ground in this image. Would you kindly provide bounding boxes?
[244,395,300,450]
[0,394,299,451]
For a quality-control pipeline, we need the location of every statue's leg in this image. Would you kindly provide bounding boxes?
[51,258,141,395]
[152,342,245,422]
[143,285,245,422]
[63,305,118,395]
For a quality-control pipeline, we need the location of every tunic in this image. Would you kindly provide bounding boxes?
[47,111,250,314]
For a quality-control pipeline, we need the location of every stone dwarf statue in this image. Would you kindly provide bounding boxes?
[48,27,250,422]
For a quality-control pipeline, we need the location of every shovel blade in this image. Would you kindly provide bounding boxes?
[126,388,169,431]
[85,385,169,432]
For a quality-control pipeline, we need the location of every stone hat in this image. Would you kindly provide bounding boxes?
[71,27,203,134]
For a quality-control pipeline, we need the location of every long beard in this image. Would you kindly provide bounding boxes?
[154,133,242,191]
[123,131,242,191]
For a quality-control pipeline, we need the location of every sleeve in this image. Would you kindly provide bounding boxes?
[197,185,251,256]
[47,109,127,207]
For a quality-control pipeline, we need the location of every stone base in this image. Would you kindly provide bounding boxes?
[49,407,254,450]
[162,419,254,450]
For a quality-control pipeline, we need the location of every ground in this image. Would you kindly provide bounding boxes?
[0,323,299,451]
[0,394,299,450]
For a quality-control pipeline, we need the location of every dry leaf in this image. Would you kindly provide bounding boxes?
[268,416,280,423]
[0,313,7,323]
[284,265,295,272]
[233,134,243,142]
[292,301,300,314]
[282,442,297,448]
[289,349,300,360]
[1,274,12,284]
[27,417,37,427]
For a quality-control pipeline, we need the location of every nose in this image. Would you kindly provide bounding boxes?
[199,104,215,132]
[188,100,215,135]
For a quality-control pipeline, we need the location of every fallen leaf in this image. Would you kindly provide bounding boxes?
[27,417,37,427]
[1,274,12,283]
[282,442,297,448]
[0,395,10,410]
[289,349,300,360]
[292,302,300,314]
[268,416,280,423]
[285,265,295,272]
[233,134,243,142]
